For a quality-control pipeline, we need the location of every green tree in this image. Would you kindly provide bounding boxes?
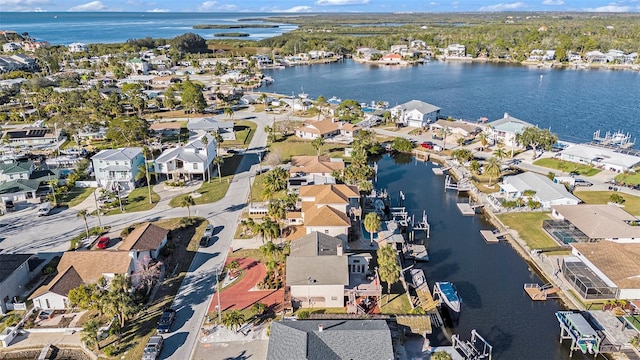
[201,135,211,183]
[493,146,507,161]
[213,156,224,183]
[224,107,235,122]
[252,301,268,315]
[484,157,502,185]
[391,137,414,152]
[136,147,155,204]
[76,210,90,243]
[181,80,206,113]
[470,159,481,173]
[431,351,453,360]
[377,245,401,299]
[311,137,325,155]
[438,126,452,150]
[456,137,466,147]
[516,127,558,160]
[451,148,473,163]
[477,132,489,149]
[222,310,245,332]
[179,195,195,218]
[364,212,381,246]
[336,99,363,123]
[81,319,101,353]
[261,167,288,198]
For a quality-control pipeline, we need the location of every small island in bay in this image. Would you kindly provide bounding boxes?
[214,32,250,37]
[193,24,279,29]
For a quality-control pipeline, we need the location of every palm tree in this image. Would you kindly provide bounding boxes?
[377,245,400,300]
[477,132,489,150]
[179,195,195,218]
[493,146,507,161]
[438,126,451,150]
[260,241,280,261]
[456,137,466,148]
[222,310,245,332]
[364,212,382,246]
[470,159,481,174]
[77,210,90,241]
[311,137,325,156]
[252,301,268,315]
[201,135,211,183]
[224,107,234,123]
[258,92,268,108]
[136,147,155,204]
[80,319,100,352]
[213,156,224,183]
[484,157,502,185]
[267,200,287,222]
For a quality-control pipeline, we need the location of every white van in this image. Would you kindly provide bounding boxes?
[38,202,52,216]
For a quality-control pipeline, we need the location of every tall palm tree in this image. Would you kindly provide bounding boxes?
[477,132,489,150]
[493,146,507,161]
[456,137,466,148]
[484,157,502,185]
[201,135,211,183]
[438,126,452,150]
[260,241,280,261]
[81,319,100,352]
[136,147,155,204]
[364,212,382,246]
[213,156,224,183]
[377,245,400,300]
[222,310,245,331]
[311,137,325,156]
[77,210,90,241]
[224,107,234,123]
[179,195,195,218]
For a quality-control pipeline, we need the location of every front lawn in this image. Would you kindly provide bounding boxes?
[269,134,348,161]
[59,187,96,207]
[103,187,159,215]
[220,120,256,148]
[615,172,640,186]
[250,173,287,203]
[533,158,601,176]
[574,190,640,216]
[497,212,558,249]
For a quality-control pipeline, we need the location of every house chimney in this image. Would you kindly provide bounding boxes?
[337,243,343,256]
[504,112,509,119]
[318,323,324,332]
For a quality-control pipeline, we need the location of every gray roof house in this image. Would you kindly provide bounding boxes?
[0,254,45,314]
[266,319,395,360]
[186,117,234,137]
[154,133,217,181]
[91,147,144,191]
[391,100,441,128]
[486,113,535,148]
[500,172,580,209]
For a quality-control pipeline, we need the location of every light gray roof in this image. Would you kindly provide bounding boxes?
[394,100,440,114]
[560,144,640,169]
[286,256,348,286]
[503,172,580,204]
[155,133,215,164]
[100,165,132,172]
[290,232,343,257]
[186,117,234,131]
[92,147,142,161]
[488,113,534,134]
[266,320,394,360]
[553,204,640,239]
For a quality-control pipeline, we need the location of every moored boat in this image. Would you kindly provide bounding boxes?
[434,281,461,313]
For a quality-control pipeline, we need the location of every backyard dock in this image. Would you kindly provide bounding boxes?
[457,203,476,216]
[405,243,429,262]
[524,283,560,301]
[480,230,506,243]
[432,167,450,175]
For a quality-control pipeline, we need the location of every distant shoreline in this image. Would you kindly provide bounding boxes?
[193,24,279,29]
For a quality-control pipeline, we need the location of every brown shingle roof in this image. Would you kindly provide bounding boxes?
[299,184,359,204]
[48,267,84,296]
[149,122,182,130]
[290,156,344,175]
[119,223,169,251]
[297,119,340,135]
[304,205,351,227]
[554,204,640,239]
[572,242,640,289]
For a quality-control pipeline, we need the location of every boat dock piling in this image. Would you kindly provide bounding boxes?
[452,330,493,360]
[556,311,602,358]
[411,211,430,239]
[524,283,560,301]
[445,175,473,193]
[432,166,450,175]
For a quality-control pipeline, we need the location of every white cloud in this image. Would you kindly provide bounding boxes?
[69,1,108,11]
[479,2,526,11]
[147,8,169,12]
[282,5,312,12]
[542,0,564,5]
[584,4,632,12]
[316,0,370,5]
[0,0,50,11]
[429,2,438,5]
[198,1,236,11]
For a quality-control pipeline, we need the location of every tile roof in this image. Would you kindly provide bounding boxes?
[290,156,344,175]
[266,320,394,360]
[572,242,640,289]
[553,204,640,239]
[119,223,169,251]
[299,184,359,204]
[303,205,351,227]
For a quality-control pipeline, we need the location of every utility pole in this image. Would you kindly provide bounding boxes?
[216,267,222,323]
[92,189,102,228]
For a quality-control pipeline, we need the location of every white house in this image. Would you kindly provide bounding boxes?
[444,44,466,57]
[2,43,21,52]
[558,144,640,173]
[30,251,135,310]
[391,100,441,128]
[0,254,45,314]
[68,43,88,53]
[186,117,234,139]
[0,161,34,185]
[295,119,360,141]
[298,184,360,242]
[154,133,217,181]
[3,126,61,147]
[126,57,150,75]
[500,172,580,210]
[485,113,535,148]
[91,147,145,191]
[118,223,168,280]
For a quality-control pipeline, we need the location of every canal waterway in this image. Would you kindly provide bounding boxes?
[264,59,640,145]
[375,153,584,359]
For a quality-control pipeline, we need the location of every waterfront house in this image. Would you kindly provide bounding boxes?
[380,53,402,64]
[562,242,640,300]
[485,113,534,148]
[154,133,217,182]
[430,119,480,139]
[500,172,580,210]
[585,51,607,63]
[0,160,34,185]
[186,117,234,139]
[391,100,441,128]
[295,184,360,242]
[444,44,466,57]
[356,47,382,61]
[68,43,88,53]
[30,251,135,310]
[0,254,46,314]
[289,155,344,187]
[286,232,377,309]
[91,147,144,191]
[266,319,394,360]
[558,144,640,172]
[3,126,61,147]
[2,43,20,52]
[548,204,640,243]
[295,119,361,141]
[410,40,426,50]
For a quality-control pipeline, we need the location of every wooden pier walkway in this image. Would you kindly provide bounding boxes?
[457,203,476,216]
[524,283,560,301]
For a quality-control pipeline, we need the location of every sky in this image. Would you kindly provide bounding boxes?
[1,0,639,13]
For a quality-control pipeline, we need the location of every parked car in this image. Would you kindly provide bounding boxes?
[142,335,164,360]
[96,236,110,249]
[574,179,593,187]
[420,141,434,150]
[204,224,214,238]
[157,309,176,333]
[38,310,55,320]
[3,200,15,212]
[38,202,52,216]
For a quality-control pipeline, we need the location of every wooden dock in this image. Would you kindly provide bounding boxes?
[480,230,505,243]
[416,288,438,312]
[524,283,560,301]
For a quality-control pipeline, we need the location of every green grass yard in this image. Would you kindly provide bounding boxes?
[574,190,640,216]
[615,172,640,186]
[533,158,601,176]
[220,120,256,148]
[497,212,558,249]
[269,135,348,161]
[59,187,95,207]
[102,187,159,215]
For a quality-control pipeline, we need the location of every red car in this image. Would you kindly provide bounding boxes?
[421,141,434,150]
[97,236,110,249]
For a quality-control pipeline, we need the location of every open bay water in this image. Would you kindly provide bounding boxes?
[376,154,583,359]
[0,12,296,44]
[264,59,640,144]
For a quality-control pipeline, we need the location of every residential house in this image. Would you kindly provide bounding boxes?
[267,320,394,360]
[21,41,49,52]
[30,251,134,310]
[379,53,402,64]
[186,117,235,139]
[3,126,60,147]
[295,119,361,141]
[149,122,182,136]
[286,232,377,309]
[74,126,107,144]
[0,160,56,202]
[558,144,640,173]
[308,50,332,59]
[118,223,168,278]
[444,44,466,57]
[154,133,217,181]
[430,119,480,139]
[68,43,88,53]
[151,76,179,87]
[562,242,640,300]
[485,113,534,148]
[2,43,20,52]
[0,254,46,314]
[0,160,34,184]
[500,172,580,210]
[356,47,382,60]
[149,54,172,69]
[390,45,408,54]
[297,184,360,242]
[585,51,607,63]
[549,204,640,243]
[391,100,441,128]
[252,54,273,67]
[126,58,150,75]
[289,156,344,187]
[410,40,427,50]
[91,147,145,191]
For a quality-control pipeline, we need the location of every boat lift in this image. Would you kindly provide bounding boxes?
[452,329,493,360]
[556,311,602,358]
